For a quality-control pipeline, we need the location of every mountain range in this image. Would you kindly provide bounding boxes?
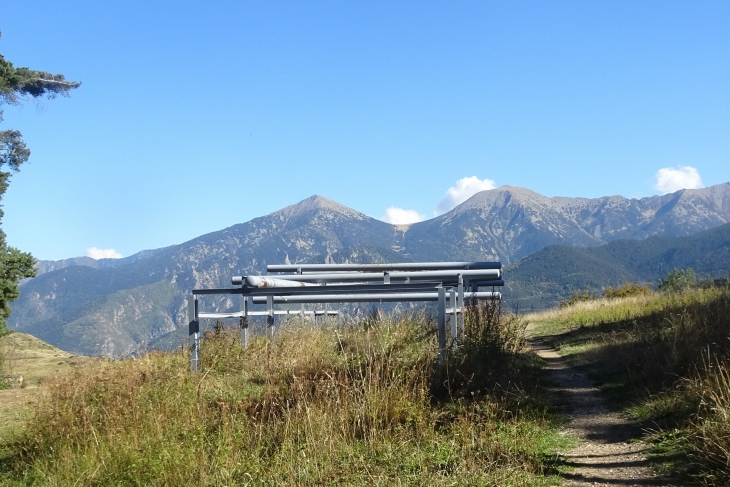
[11,183,730,356]
[507,221,730,310]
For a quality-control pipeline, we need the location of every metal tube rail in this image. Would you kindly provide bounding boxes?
[196,282,448,296]
[267,261,501,272]
[246,310,339,316]
[233,268,500,285]
[251,291,501,304]
[189,261,507,374]
[197,310,339,318]
[252,282,447,294]
[245,276,317,288]
[199,312,244,319]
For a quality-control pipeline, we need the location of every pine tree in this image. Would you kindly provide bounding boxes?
[0,30,80,334]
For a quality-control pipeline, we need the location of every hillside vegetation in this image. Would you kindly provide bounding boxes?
[507,222,730,310]
[0,304,567,486]
[529,285,730,484]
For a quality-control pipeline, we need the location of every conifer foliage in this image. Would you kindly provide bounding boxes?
[0,30,80,334]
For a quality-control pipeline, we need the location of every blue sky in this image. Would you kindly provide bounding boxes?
[2,1,729,260]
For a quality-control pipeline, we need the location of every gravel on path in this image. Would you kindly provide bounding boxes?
[526,332,677,486]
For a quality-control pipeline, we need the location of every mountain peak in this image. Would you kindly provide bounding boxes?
[298,195,343,211]
[448,185,547,215]
[271,195,368,222]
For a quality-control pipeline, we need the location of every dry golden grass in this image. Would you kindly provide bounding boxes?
[0,308,567,486]
[685,356,730,478]
[1,332,94,383]
[530,286,730,485]
[0,333,96,442]
[525,293,657,325]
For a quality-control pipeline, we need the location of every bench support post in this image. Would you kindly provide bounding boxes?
[267,295,275,340]
[438,287,446,365]
[188,294,200,373]
[240,295,249,349]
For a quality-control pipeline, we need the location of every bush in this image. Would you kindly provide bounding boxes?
[604,282,653,300]
[433,299,529,399]
[658,268,696,294]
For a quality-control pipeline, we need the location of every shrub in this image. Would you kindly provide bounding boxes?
[604,282,653,300]
[433,299,529,399]
[658,268,696,294]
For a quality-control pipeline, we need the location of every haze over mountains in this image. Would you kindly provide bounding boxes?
[12,183,730,357]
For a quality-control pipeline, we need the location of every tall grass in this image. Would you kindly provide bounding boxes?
[1,308,564,486]
[436,299,529,400]
[0,336,15,390]
[531,288,730,389]
[531,286,730,484]
[683,354,730,483]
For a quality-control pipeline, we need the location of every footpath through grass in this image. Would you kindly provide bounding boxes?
[528,286,730,485]
[0,303,568,486]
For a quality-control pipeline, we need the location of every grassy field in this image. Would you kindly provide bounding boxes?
[527,286,730,485]
[0,304,569,486]
[0,333,96,441]
[0,332,94,384]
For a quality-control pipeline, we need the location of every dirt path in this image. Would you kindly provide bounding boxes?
[526,332,676,486]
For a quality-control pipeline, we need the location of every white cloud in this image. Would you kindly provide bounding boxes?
[435,176,496,215]
[85,247,123,259]
[654,166,704,194]
[381,207,426,225]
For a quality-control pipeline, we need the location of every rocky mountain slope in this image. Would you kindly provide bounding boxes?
[407,183,730,263]
[11,196,396,356]
[11,183,730,356]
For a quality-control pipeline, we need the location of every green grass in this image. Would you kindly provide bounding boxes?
[528,286,730,485]
[0,305,569,486]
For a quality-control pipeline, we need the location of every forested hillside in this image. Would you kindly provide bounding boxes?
[506,222,730,310]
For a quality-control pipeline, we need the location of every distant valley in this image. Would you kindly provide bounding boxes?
[12,183,730,356]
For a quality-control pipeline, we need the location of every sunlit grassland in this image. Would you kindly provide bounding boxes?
[0,306,568,486]
[0,333,97,444]
[528,286,730,485]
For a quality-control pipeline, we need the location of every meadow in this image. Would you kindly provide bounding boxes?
[6,281,730,485]
[0,302,567,486]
